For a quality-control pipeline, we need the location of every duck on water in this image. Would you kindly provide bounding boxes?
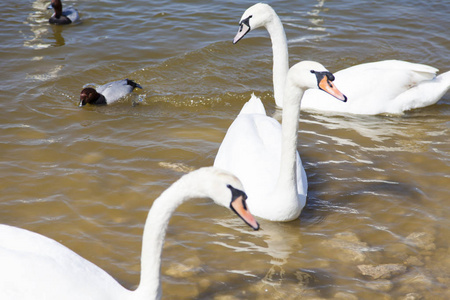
[48,0,79,25]
[79,79,143,106]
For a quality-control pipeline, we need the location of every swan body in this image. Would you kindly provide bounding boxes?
[234,3,450,115]
[214,61,346,222]
[79,79,143,106]
[48,0,79,25]
[0,167,259,300]
[303,60,450,114]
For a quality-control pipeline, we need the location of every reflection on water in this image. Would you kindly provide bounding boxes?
[26,64,63,81]
[216,218,299,282]
[0,0,449,299]
[286,0,329,44]
[24,0,70,49]
[24,0,51,49]
[49,25,66,47]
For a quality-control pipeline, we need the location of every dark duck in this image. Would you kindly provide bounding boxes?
[79,79,143,106]
[48,0,79,25]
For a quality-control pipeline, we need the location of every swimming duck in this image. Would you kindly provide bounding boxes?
[48,0,79,25]
[79,79,143,106]
[233,3,450,115]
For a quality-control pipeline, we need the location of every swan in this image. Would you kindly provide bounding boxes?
[79,79,143,106]
[233,3,450,115]
[0,167,259,300]
[214,61,346,221]
[48,0,79,25]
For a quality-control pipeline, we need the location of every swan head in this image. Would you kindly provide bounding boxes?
[233,3,275,44]
[197,167,260,230]
[288,61,347,102]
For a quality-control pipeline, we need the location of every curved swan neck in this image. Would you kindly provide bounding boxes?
[277,80,303,190]
[265,9,289,108]
[135,175,197,299]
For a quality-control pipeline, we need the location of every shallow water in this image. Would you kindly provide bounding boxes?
[0,0,449,299]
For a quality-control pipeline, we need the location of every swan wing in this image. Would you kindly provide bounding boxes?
[335,60,437,102]
[215,100,282,205]
[387,69,450,113]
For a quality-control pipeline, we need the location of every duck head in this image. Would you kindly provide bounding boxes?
[79,87,104,106]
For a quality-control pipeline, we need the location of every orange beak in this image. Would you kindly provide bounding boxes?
[319,77,347,102]
[230,196,259,230]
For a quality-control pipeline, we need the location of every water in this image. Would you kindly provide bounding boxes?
[1,0,449,298]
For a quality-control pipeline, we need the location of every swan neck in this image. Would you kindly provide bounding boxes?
[266,12,289,107]
[135,179,190,299]
[277,82,304,190]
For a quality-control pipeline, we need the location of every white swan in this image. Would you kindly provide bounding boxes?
[214,61,346,221]
[233,3,450,115]
[0,167,259,300]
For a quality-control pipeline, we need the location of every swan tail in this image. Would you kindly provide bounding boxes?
[436,69,450,86]
[388,70,450,113]
[399,61,438,75]
[239,93,267,115]
[430,69,450,100]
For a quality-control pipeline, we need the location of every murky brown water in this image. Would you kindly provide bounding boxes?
[1,0,449,299]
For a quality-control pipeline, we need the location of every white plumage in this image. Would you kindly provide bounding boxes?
[0,167,258,300]
[215,61,346,221]
[234,3,450,115]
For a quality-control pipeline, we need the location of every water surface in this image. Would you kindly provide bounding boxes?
[0,0,449,299]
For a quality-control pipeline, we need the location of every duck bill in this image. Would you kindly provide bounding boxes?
[230,196,259,230]
[233,23,250,44]
[78,100,85,107]
[319,77,347,102]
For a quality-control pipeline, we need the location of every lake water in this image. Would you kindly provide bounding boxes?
[0,0,449,299]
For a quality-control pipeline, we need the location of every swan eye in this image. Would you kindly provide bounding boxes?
[311,71,335,81]
[326,72,335,81]
[311,71,336,86]
[241,198,248,210]
[227,184,248,207]
[239,15,252,31]
[311,70,324,83]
